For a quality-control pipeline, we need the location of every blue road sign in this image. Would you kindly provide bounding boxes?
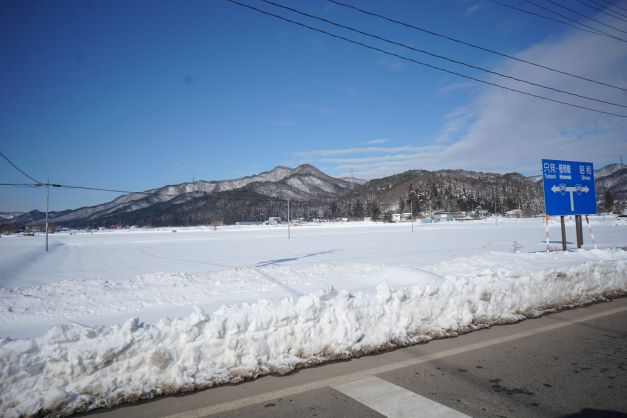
[542,159,597,216]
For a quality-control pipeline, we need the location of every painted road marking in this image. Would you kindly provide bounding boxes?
[163,303,627,418]
[332,376,471,418]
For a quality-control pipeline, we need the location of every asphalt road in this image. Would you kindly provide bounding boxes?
[87,297,627,418]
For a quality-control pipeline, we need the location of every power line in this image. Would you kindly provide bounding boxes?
[543,0,627,33]
[0,154,301,204]
[0,151,43,185]
[261,0,627,109]
[595,0,627,14]
[57,184,290,202]
[0,182,41,188]
[227,0,627,118]
[521,0,627,41]
[575,0,627,22]
[0,181,293,203]
[329,0,627,92]
[486,0,627,42]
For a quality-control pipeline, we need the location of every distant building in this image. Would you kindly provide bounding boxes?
[432,211,454,222]
[505,209,523,218]
[392,213,412,222]
[471,207,489,219]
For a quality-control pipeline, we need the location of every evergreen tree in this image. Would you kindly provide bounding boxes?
[605,191,614,213]
[366,201,381,219]
[398,196,405,213]
[352,199,364,219]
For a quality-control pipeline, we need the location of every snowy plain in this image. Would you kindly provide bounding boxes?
[0,216,626,417]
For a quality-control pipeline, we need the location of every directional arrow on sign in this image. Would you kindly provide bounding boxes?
[550,184,589,211]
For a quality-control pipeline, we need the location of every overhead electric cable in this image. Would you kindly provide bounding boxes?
[0,151,43,185]
[227,0,627,118]
[521,0,627,40]
[575,0,627,22]
[595,0,627,13]
[50,184,155,195]
[0,183,41,188]
[328,0,627,92]
[58,184,288,201]
[261,0,627,108]
[0,181,291,202]
[543,0,627,33]
[486,0,627,42]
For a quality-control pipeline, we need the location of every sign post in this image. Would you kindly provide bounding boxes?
[541,159,597,251]
[560,216,567,251]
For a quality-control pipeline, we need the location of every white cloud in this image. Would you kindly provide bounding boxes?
[292,10,627,179]
[365,138,390,145]
[437,23,627,174]
[293,146,420,158]
[465,3,481,16]
[379,58,406,72]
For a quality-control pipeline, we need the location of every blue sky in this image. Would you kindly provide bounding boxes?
[1,0,626,211]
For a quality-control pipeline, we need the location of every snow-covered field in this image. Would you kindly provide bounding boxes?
[1,217,626,417]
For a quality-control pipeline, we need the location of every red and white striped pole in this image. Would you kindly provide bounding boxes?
[545,215,551,253]
[585,215,597,249]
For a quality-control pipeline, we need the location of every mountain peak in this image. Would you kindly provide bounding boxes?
[291,163,326,176]
[269,165,291,173]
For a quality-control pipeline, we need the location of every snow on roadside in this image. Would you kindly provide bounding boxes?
[1,249,626,417]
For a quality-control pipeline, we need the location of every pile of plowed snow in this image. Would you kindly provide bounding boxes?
[1,249,626,417]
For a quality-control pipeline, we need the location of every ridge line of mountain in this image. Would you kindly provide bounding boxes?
[2,163,624,228]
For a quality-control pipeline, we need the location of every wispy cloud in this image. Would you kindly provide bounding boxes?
[293,146,420,158]
[290,12,627,179]
[436,23,627,174]
[435,79,478,97]
[365,138,390,145]
[379,58,406,72]
[465,3,481,16]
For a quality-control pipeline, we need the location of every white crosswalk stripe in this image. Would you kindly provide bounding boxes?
[332,376,471,418]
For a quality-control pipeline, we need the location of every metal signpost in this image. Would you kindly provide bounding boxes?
[541,159,597,251]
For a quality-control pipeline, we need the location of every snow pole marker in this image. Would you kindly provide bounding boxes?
[585,215,597,249]
[545,215,551,253]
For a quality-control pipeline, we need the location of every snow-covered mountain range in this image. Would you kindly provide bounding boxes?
[3,163,625,228]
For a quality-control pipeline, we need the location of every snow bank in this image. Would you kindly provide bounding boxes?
[1,249,627,417]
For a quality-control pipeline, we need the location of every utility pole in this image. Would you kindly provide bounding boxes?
[494,181,498,226]
[45,177,49,252]
[408,190,416,233]
[287,198,291,240]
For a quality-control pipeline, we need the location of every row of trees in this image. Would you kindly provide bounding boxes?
[601,190,625,214]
